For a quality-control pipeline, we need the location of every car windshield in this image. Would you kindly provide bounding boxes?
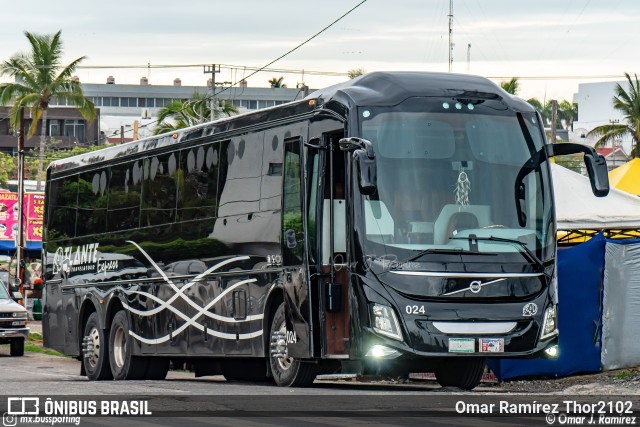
[0,280,9,299]
[358,96,554,267]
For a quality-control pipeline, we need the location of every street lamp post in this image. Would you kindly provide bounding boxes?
[16,107,26,306]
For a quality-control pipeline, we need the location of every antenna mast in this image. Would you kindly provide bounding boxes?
[448,0,453,72]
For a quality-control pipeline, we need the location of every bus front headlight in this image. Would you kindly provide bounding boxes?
[540,305,558,339]
[371,304,403,341]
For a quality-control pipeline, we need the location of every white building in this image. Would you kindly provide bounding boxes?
[572,80,633,155]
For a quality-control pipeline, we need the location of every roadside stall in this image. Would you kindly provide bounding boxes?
[608,157,640,197]
[489,164,640,380]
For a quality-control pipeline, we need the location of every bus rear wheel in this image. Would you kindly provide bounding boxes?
[268,303,319,387]
[109,311,148,380]
[434,357,486,390]
[82,312,112,380]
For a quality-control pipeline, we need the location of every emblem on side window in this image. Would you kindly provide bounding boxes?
[523,303,538,317]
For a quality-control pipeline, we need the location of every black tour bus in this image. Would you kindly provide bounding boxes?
[43,72,609,389]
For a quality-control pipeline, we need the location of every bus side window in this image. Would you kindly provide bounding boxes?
[177,143,219,221]
[108,161,142,231]
[77,171,108,236]
[48,176,78,240]
[141,152,178,226]
[282,136,303,265]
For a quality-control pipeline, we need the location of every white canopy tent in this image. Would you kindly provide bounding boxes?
[551,163,640,231]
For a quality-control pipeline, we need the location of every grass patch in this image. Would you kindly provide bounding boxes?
[29,332,43,341]
[613,371,634,379]
[24,342,66,357]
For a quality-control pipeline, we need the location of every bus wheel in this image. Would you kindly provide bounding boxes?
[268,303,317,387]
[434,358,486,390]
[221,359,269,382]
[144,358,170,380]
[108,311,148,380]
[82,312,112,380]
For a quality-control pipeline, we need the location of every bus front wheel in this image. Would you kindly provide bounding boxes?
[268,303,318,387]
[434,357,486,390]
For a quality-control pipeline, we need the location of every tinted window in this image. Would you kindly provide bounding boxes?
[178,144,219,221]
[282,137,303,265]
[77,171,108,236]
[47,176,78,240]
[141,153,178,226]
[108,161,141,231]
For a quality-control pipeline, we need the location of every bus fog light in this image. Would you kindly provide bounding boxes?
[540,305,558,339]
[545,345,559,358]
[371,304,403,341]
[366,345,401,359]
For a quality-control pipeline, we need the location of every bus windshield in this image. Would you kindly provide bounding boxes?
[358,96,554,267]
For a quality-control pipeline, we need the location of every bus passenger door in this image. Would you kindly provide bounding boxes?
[281,135,312,359]
[318,131,350,357]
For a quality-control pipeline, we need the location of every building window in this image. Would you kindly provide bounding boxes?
[121,97,137,107]
[64,120,85,144]
[103,97,119,107]
[138,98,146,108]
[248,100,257,110]
[49,120,61,137]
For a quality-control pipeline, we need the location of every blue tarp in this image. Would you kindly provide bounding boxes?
[487,233,606,380]
[0,240,41,254]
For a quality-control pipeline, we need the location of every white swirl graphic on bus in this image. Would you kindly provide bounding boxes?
[121,241,263,345]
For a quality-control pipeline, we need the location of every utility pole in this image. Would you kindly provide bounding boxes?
[16,107,25,305]
[120,126,125,144]
[551,100,558,144]
[466,43,471,74]
[204,64,220,122]
[133,120,139,141]
[448,0,454,72]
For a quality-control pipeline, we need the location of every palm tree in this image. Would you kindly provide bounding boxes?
[500,77,520,95]
[588,73,640,158]
[558,101,577,131]
[527,98,553,127]
[268,77,287,88]
[153,92,238,135]
[0,30,95,190]
[348,68,366,79]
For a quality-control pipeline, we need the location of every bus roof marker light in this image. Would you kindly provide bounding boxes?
[467,103,474,110]
[442,102,450,109]
[172,133,178,139]
[455,102,462,110]
[362,110,371,118]
[309,99,317,107]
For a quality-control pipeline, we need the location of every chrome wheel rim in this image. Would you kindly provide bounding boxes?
[275,321,293,371]
[113,326,126,368]
[88,328,101,368]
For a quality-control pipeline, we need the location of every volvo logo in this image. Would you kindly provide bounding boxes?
[469,280,483,293]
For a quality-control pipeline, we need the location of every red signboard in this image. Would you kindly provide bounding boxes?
[0,192,45,243]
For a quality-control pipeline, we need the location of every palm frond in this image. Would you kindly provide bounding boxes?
[587,124,628,149]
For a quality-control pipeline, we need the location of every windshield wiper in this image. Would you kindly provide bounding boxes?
[403,247,489,264]
[449,235,543,268]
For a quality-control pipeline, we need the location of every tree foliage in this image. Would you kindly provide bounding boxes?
[0,30,95,189]
[500,77,519,95]
[347,68,366,79]
[153,92,238,135]
[268,76,287,88]
[587,73,640,157]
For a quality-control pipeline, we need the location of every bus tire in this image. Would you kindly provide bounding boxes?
[268,303,318,387]
[144,358,170,380]
[434,358,486,390]
[10,339,24,357]
[109,311,148,380]
[83,312,112,380]
[221,359,269,382]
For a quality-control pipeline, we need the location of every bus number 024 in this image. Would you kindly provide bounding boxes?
[405,305,426,315]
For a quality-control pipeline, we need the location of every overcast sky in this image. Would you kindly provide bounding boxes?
[1,0,639,102]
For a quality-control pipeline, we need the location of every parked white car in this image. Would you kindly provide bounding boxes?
[0,279,29,356]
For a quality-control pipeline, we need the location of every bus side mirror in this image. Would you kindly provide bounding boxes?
[545,143,609,197]
[339,137,377,196]
[584,153,609,197]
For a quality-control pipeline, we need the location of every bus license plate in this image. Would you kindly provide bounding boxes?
[448,338,475,353]
[479,338,504,353]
